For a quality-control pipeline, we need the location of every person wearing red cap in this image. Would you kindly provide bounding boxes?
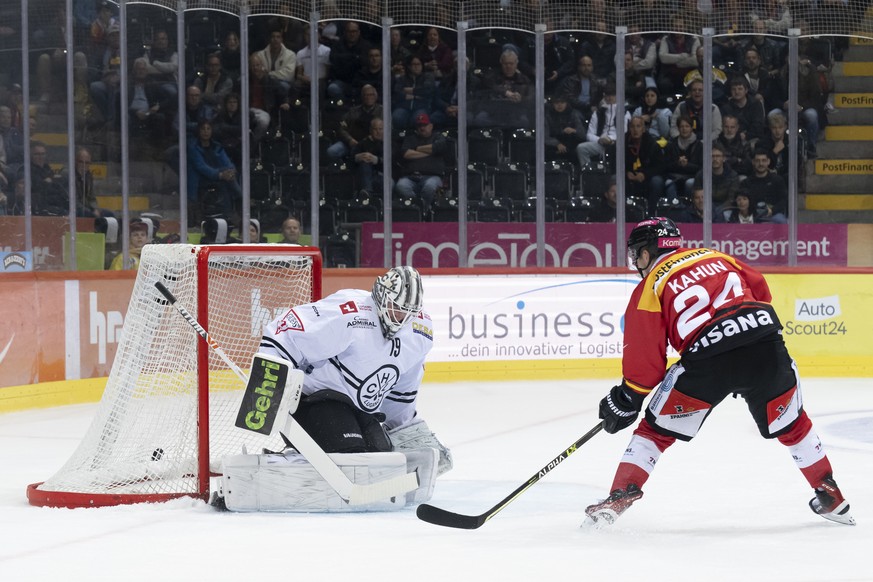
[394,113,447,209]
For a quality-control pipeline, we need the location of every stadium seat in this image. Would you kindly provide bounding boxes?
[321,161,357,203]
[491,161,529,203]
[579,164,612,198]
[392,197,425,222]
[515,197,558,222]
[260,133,292,170]
[563,196,601,222]
[508,128,537,166]
[474,197,513,222]
[432,197,460,222]
[468,128,503,167]
[324,230,357,267]
[342,196,381,223]
[278,164,311,206]
[544,161,575,200]
[626,196,648,222]
[450,163,488,201]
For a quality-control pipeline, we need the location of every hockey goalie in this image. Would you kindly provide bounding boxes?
[216,266,452,512]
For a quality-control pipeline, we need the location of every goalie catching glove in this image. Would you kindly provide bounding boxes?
[599,382,646,434]
[388,419,453,476]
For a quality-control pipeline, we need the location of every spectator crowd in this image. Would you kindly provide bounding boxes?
[0,0,844,233]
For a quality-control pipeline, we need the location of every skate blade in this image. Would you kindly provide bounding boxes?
[582,508,619,528]
[811,499,856,526]
[209,492,229,512]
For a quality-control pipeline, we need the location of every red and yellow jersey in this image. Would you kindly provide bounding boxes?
[621,247,781,397]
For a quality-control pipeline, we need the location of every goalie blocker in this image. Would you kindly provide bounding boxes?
[234,353,303,437]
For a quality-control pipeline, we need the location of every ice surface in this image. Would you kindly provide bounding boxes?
[1,379,870,582]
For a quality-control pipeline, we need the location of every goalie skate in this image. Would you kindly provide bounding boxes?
[809,475,855,526]
[584,484,643,526]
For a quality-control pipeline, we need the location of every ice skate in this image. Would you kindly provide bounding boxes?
[209,490,229,512]
[584,484,643,526]
[809,475,855,526]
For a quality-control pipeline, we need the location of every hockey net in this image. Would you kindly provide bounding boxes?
[27,244,322,508]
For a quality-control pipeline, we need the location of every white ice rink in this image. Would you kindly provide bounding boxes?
[1,379,870,582]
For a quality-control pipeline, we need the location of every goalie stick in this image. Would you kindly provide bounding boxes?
[416,422,604,529]
[154,281,419,506]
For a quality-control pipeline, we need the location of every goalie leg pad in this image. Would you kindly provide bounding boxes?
[401,448,440,506]
[220,451,408,512]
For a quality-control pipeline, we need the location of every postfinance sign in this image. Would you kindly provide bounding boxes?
[815,159,873,175]
[834,93,873,108]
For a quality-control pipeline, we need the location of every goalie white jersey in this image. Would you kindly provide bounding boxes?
[259,288,434,430]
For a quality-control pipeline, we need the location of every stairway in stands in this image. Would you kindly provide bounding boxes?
[802,35,873,223]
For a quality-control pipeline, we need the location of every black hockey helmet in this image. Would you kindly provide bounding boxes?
[627,217,682,275]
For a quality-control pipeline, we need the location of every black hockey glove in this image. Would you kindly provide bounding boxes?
[599,383,645,434]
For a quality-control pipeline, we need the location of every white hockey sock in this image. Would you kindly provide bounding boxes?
[620,434,663,475]
[787,428,826,469]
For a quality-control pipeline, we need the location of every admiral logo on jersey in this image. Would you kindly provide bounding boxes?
[347,316,377,329]
[339,301,358,314]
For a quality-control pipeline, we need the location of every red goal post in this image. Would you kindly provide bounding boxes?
[27,244,322,508]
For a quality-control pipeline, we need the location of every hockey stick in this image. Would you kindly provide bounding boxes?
[155,282,247,379]
[416,422,604,529]
[154,281,419,506]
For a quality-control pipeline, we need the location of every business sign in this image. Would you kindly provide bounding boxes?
[423,274,639,364]
[418,272,873,378]
[361,223,848,268]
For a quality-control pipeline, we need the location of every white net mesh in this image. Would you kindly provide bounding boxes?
[34,244,318,504]
[111,0,873,38]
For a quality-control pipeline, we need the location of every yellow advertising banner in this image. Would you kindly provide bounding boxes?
[765,274,873,375]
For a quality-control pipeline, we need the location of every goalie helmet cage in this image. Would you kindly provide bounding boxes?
[26,244,323,508]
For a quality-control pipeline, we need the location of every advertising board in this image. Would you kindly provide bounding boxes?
[361,223,848,268]
[2,270,872,412]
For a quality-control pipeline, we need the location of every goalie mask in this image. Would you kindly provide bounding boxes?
[627,217,682,277]
[372,266,423,339]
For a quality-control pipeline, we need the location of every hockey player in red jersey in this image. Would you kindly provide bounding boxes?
[585,217,854,526]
